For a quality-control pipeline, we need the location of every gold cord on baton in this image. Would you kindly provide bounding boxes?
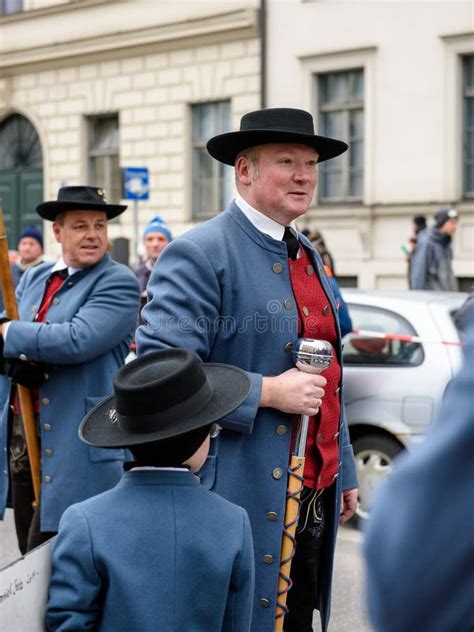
[0,206,41,507]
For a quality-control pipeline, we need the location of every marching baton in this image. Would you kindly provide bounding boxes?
[275,338,333,630]
[0,208,41,506]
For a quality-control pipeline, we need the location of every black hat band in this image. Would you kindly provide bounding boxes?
[116,378,214,435]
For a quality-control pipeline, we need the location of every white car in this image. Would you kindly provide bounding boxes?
[342,290,467,522]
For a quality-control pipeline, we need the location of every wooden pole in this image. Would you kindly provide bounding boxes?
[275,454,305,630]
[0,209,41,506]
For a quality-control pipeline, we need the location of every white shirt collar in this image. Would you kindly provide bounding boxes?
[51,257,81,277]
[235,194,298,241]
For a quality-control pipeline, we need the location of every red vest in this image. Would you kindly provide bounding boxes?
[288,247,341,489]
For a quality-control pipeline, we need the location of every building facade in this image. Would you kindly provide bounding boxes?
[1,0,472,289]
[0,0,260,260]
[265,0,473,289]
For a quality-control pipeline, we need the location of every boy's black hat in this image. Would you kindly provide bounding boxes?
[79,348,251,448]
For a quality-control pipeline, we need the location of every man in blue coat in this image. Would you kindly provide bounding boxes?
[364,310,474,632]
[0,186,140,553]
[47,348,255,632]
[136,108,358,632]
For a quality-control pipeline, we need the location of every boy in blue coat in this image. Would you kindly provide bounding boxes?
[46,348,255,632]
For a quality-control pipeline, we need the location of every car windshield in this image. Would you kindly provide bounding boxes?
[343,304,424,366]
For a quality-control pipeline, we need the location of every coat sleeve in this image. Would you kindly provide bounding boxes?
[136,238,261,434]
[409,238,431,289]
[4,267,140,365]
[364,317,474,632]
[340,405,358,490]
[46,505,101,631]
[328,277,353,338]
[222,508,255,632]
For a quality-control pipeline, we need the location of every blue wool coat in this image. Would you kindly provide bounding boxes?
[46,469,255,632]
[0,253,140,531]
[136,202,358,632]
[364,316,474,632]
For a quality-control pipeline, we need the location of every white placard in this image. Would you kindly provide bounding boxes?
[0,539,53,632]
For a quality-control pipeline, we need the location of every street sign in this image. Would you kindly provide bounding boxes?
[122,167,149,201]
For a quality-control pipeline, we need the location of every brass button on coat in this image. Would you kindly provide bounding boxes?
[263,555,274,565]
[322,305,329,316]
[276,425,287,436]
[272,467,283,480]
[306,265,314,275]
[272,263,283,274]
[42,398,50,405]
[45,449,53,457]
[284,342,293,352]
[266,512,278,521]
[302,306,309,316]
[19,354,28,361]
[260,598,271,608]
[43,423,52,431]
[283,299,292,310]
[44,475,52,483]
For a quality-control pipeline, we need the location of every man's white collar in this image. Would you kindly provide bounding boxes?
[235,194,298,241]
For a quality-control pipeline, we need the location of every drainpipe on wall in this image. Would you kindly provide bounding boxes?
[260,0,267,108]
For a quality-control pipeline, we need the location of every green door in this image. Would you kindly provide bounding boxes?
[0,114,43,249]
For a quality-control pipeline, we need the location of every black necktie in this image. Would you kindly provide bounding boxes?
[47,268,68,285]
[283,227,299,260]
[55,268,69,281]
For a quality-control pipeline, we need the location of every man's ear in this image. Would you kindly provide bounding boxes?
[235,156,252,187]
[52,222,62,244]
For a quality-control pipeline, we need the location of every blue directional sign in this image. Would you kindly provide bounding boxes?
[122,167,149,200]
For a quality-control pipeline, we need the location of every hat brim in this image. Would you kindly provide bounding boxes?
[36,201,127,221]
[207,129,348,166]
[79,363,251,448]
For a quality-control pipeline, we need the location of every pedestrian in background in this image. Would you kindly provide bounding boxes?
[134,215,172,302]
[401,214,426,288]
[0,186,140,553]
[47,348,254,632]
[0,225,45,311]
[410,208,458,291]
[364,308,474,632]
[137,107,358,632]
[307,229,336,276]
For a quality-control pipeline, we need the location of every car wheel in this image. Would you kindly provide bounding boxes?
[351,434,404,525]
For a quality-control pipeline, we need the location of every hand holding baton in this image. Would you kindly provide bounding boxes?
[275,338,333,630]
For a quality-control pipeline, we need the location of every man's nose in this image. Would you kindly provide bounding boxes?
[85,227,100,239]
[293,167,312,182]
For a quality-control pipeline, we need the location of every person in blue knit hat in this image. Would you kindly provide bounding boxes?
[0,225,45,311]
[134,215,173,298]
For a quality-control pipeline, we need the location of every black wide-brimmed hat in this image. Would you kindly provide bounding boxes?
[207,107,348,166]
[36,186,127,221]
[79,348,251,448]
